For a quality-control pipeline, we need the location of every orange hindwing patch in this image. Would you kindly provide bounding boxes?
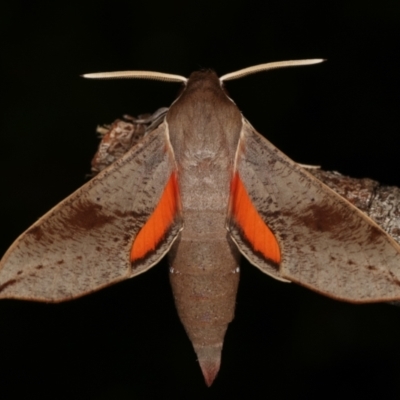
[230,172,281,264]
[131,172,180,262]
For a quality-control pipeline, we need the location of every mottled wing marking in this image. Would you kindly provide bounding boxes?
[229,118,400,302]
[228,171,281,264]
[0,122,182,302]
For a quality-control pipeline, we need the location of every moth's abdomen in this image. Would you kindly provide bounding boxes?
[168,213,240,386]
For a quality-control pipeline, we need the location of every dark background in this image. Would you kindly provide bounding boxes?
[1,1,400,399]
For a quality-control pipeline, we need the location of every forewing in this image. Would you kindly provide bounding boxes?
[228,119,400,302]
[0,122,182,302]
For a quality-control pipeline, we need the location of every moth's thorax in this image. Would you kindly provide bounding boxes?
[166,70,242,212]
[166,70,242,165]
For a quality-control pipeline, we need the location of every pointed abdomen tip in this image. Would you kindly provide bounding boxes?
[195,345,222,387]
[200,360,221,387]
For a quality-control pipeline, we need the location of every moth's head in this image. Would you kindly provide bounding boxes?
[184,69,221,91]
[82,59,325,87]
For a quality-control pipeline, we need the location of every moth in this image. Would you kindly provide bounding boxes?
[2,59,400,386]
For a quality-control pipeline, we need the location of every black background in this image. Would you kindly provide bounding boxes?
[1,1,400,399]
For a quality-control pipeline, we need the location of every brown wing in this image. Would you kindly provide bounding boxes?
[0,122,182,302]
[228,119,400,302]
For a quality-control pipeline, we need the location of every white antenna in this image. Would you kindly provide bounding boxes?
[82,71,187,83]
[220,59,325,82]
